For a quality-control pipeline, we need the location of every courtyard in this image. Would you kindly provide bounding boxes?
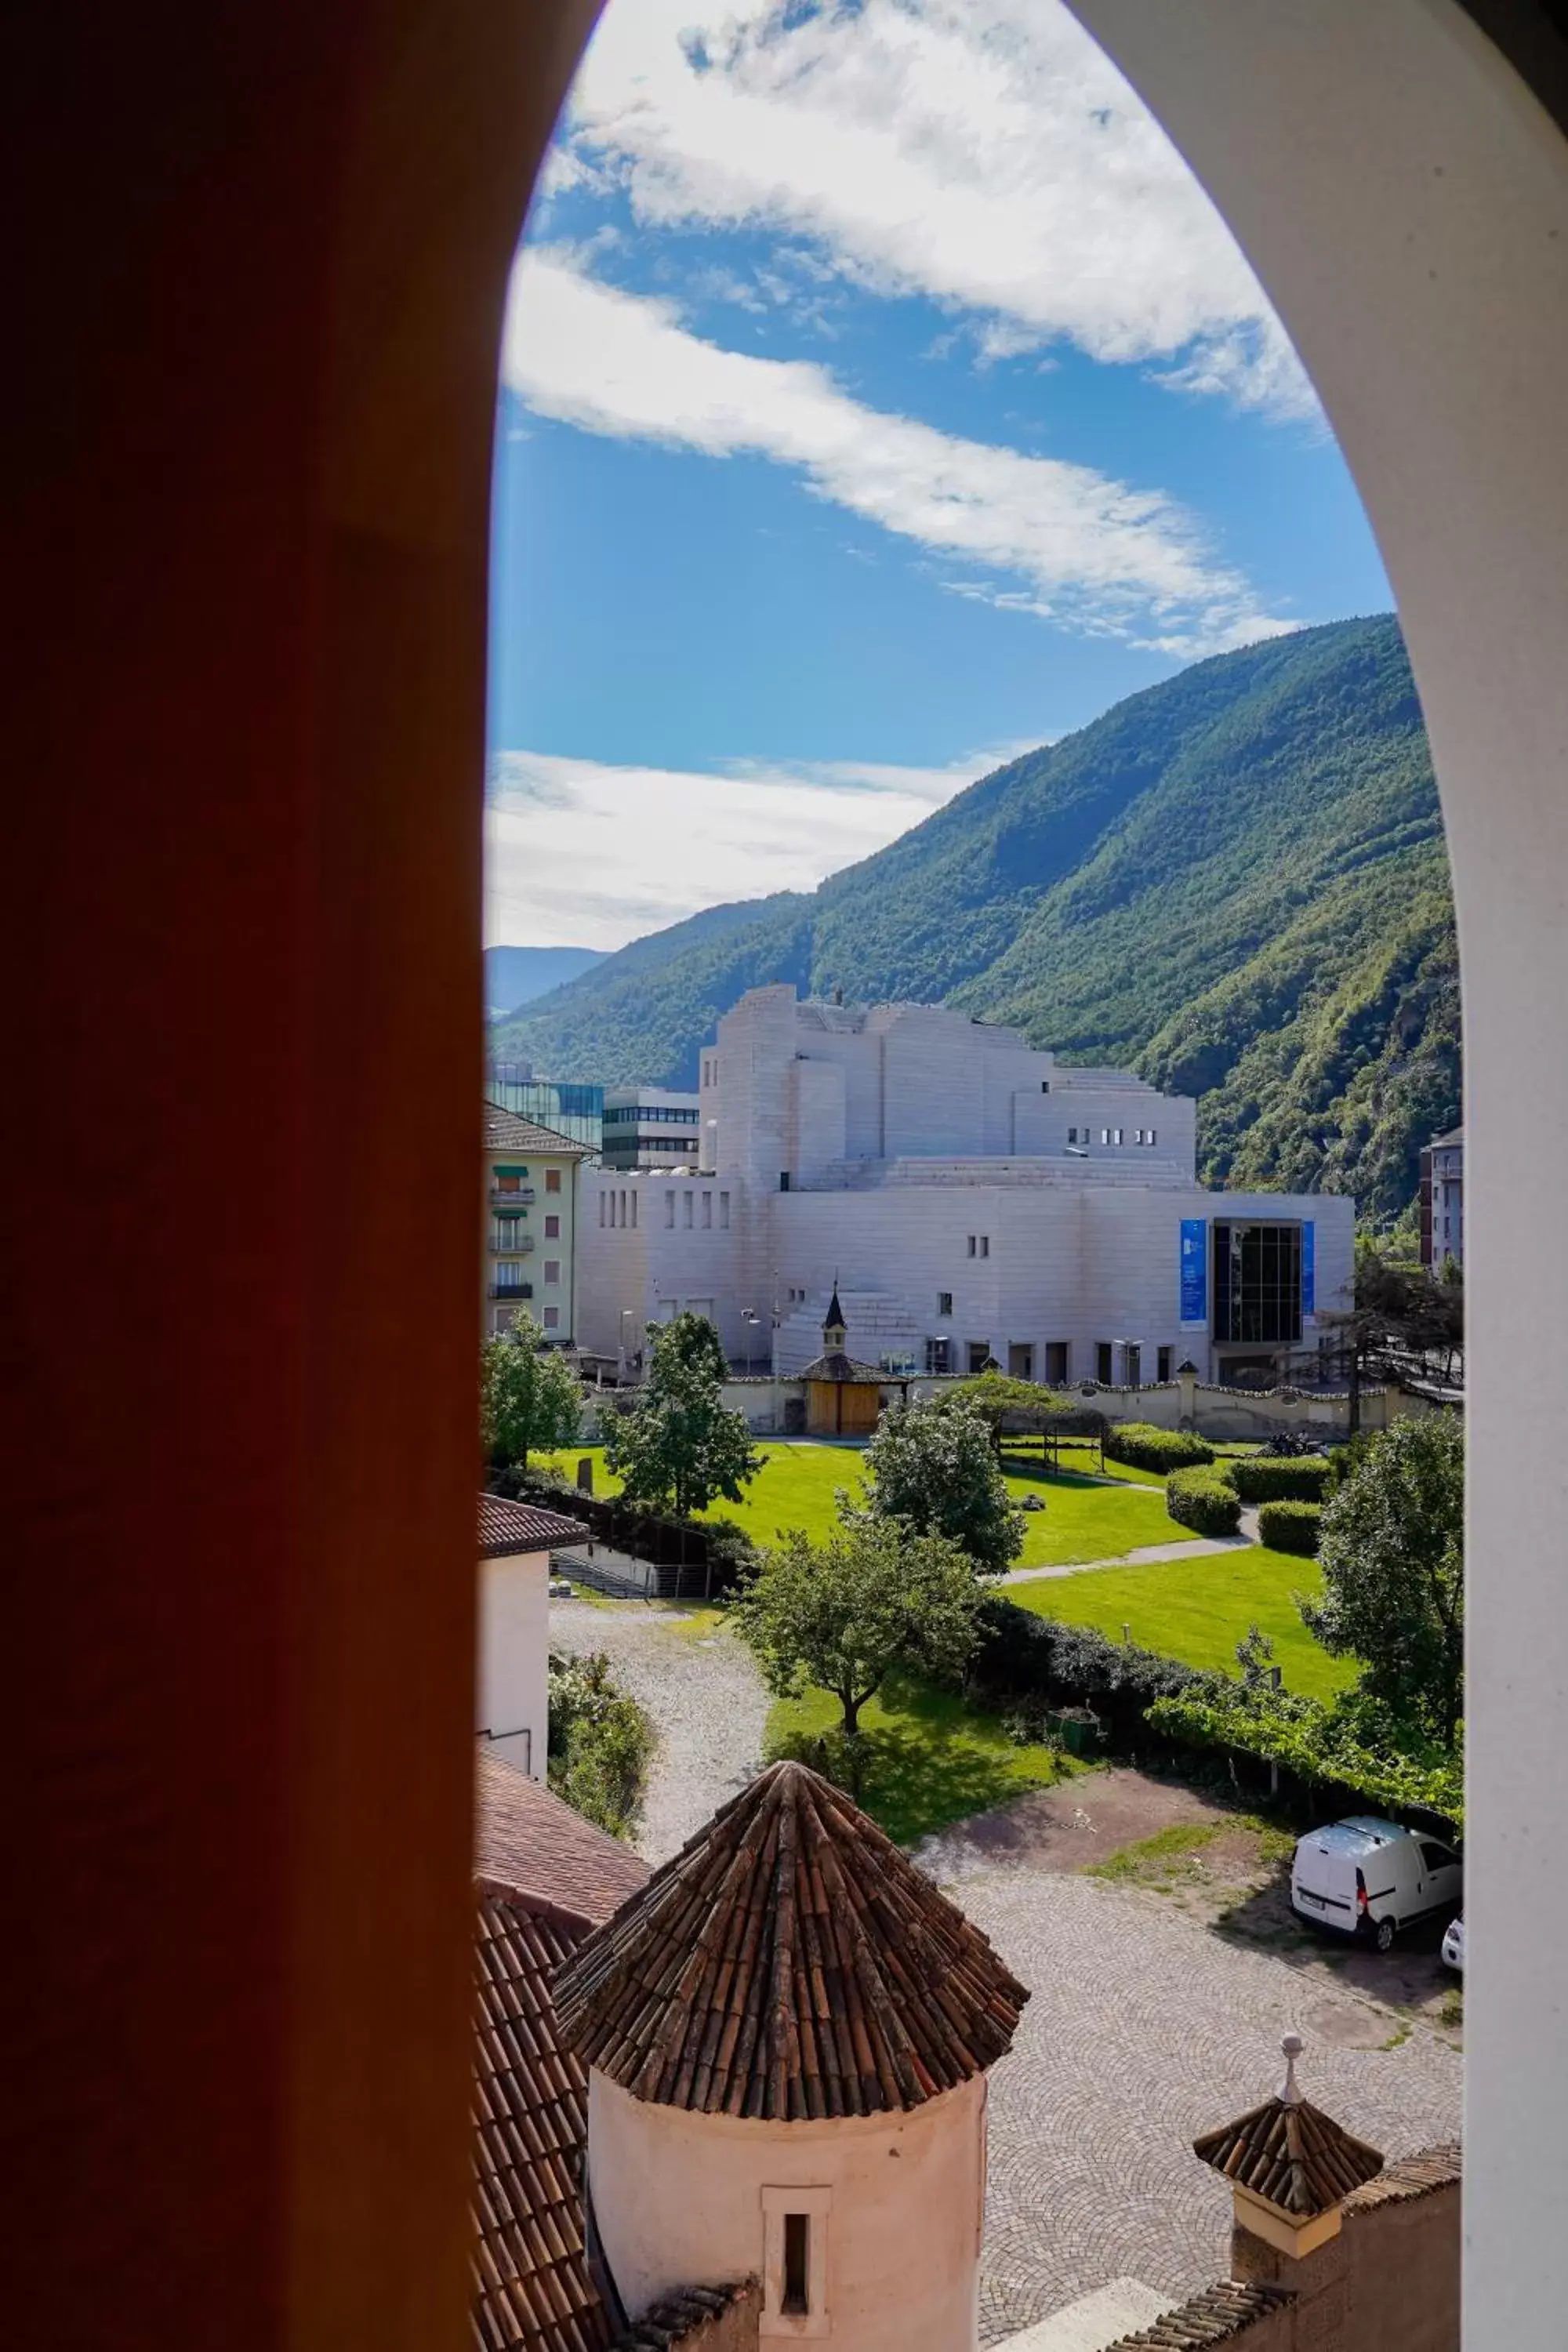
[548,1596,1461,2347]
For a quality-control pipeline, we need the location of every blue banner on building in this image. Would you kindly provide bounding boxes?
[1179,1219,1208,1329]
[1302,1220,1316,1320]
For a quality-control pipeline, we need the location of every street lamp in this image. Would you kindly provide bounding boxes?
[619,1308,634,1385]
[740,1308,761,1377]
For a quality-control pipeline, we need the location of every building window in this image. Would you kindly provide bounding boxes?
[545,1214,561,1240]
[1045,1341,1069,1383]
[630,1191,637,1229]
[542,1307,560,1330]
[925,1336,952,1374]
[967,1342,991,1374]
[1096,1341,1113,1383]
[1113,1128,1124,1145]
[493,1306,516,1334]
[937,1290,953,1317]
[779,1171,790,1192]
[546,1168,562,1193]
[782,2217,809,2316]
[762,2186,829,2339]
[1040,1080,1050,1093]
[544,1260,560,1285]
[979,1236,989,1258]
[1158,1345,1174,1383]
[720,1192,730,1229]
[597,1195,606,1228]
[967,1236,976,1258]
[702,1191,713,1229]
[1145,1128,1157,1147]
[1100,1129,1110,1146]
[1213,1221,1303,1345]
[1126,1343,1142,1388]
[684,1192,695,1229]
[665,1191,676,1229]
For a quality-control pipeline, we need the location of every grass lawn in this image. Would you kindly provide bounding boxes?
[764,1666,1078,1847]
[1006,1546,1355,1702]
[540,1439,1200,1568]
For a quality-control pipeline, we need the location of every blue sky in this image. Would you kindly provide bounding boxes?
[487,0,1391,952]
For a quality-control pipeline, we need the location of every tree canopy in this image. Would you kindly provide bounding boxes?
[481,1321,582,1470]
[732,1518,983,1738]
[863,1396,1024,1576]
[938,1370,1073,1455]
[1302,1413,1465,1751]
[601,1311,759,1519]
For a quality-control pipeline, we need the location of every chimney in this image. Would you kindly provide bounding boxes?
[1194,2034,1384,2276]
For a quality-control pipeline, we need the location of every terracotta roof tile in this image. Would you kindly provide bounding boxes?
[796,1351,889,1383]
[481,1494,587,1557]
[1102,2281,1295,2348]
[477,1751,649,1931]
[555,1759,1029,2121]
[1343,2140,1461,2211]
[473,1890,615,2352]
[1193,2080,1383,2220]
[606,2281,758,2349]
[486,1102,592,1158]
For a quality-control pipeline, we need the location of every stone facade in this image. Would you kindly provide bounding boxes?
[579,989,1354,1386]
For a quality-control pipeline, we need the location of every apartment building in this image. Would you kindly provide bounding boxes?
[1420,1127,1465,1271]
[579,986,1355,1386]
[599,1086,703,1172]
[483,1102,590,1343]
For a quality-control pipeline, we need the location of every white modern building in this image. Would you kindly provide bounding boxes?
[1421,1127,1465,1272]
[600,1086,703,1172]
[579,986,1355,1388]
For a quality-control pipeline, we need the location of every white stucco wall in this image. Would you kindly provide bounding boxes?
[588,2069,988,2350]
[476,1549,549,1782]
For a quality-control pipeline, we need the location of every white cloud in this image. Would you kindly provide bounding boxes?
[485,745,1008,951]
[561,0,1316,419]
[503,250,1294,652]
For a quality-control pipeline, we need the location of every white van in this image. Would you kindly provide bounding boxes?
[1290,1816,1462,1952]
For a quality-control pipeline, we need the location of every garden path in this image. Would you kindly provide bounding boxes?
[996,1504,1261,1584]
[548,1597,768,1866]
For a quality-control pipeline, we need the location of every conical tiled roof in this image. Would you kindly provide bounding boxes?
[1193,2057,1383,2220]
[554,1760,1028,2122]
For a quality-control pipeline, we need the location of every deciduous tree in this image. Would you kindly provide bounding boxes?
[481,1320,583,1471]
[603,1311,758,1518]
[1302,1414,1465,1751]
[864,1397,1024,1576]
[732,1518,982,1738]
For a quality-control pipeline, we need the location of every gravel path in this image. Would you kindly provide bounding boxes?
[549,1599,769,1865]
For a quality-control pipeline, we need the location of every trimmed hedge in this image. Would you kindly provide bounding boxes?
[1166,1466,1243,1537]
[970,1598,1218,1747]
[1257,1499,1323,1556]
[1224,1454,1333,1504]
[1104,1421,1216,1474]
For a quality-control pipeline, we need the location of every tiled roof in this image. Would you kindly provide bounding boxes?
[555,1759,1029,2121]
[473,1889,615,2352]
[476,1751,649,1931]
[796,1351,889,1383]
[481,1494,588,1557]
[607,2281,758,2350]
[485,1102,592,1158]
[1343,2140,1461,2211]
[1102,2281,1295,2348]
[1192,2090,1383,2220]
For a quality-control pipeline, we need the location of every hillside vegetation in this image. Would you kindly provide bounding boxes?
[492,616,1459,1223]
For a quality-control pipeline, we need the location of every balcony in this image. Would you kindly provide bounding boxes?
[488,1280,533,1301]
[490,1185,535,1205]
[489,1230,535,1254]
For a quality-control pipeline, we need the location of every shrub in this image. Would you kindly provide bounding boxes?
[1166,1467,1243,1537]
[1104,1421,1216,1473]
[1148,1682,1462,1830]
[1225,1454,1334,1504]
[1258,1499,1323,1556]
[970,1598,1218,1747]
[546,1651,654,1842]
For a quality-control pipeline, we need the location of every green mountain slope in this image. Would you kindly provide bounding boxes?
[492,615,1459,1224]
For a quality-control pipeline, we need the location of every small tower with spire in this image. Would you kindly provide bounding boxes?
[1193,2034,1385,2263]
[555,1759,1029,2350]
[822,1280,848,1355]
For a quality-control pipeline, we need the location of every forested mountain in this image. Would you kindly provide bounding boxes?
[485,944,605,1015]
[492,616,1459,1225]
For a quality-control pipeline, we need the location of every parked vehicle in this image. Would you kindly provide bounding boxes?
[1442,1914,1465,1972]
[1290,1815,1463,1952]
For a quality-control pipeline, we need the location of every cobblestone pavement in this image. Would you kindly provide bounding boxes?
[548,1599,768,1866]
[947,1868,1463,2346]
